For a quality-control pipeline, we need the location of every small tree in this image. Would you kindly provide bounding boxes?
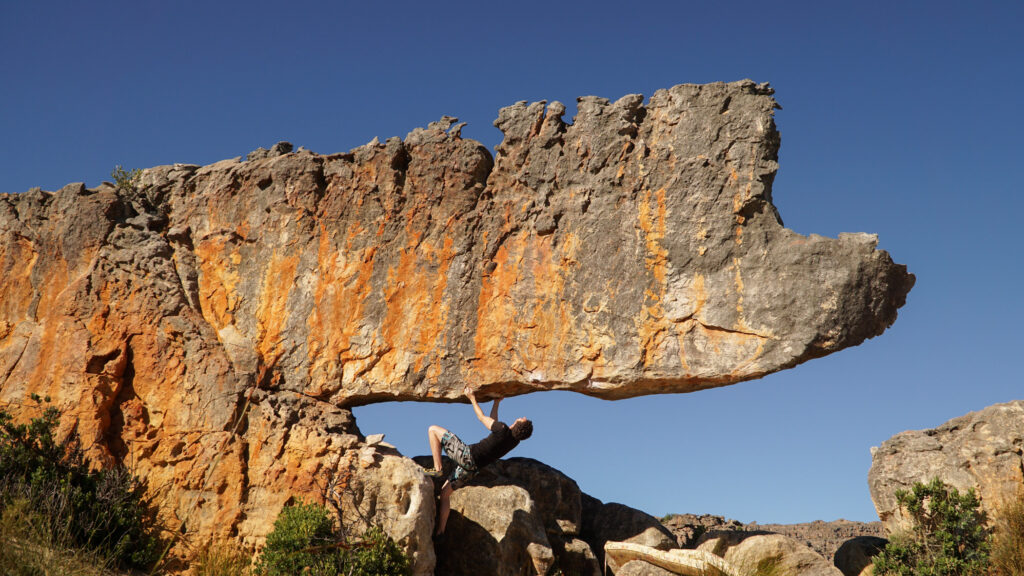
[111,165,141,193]
[255,501,410,576]
[873,477,990,576]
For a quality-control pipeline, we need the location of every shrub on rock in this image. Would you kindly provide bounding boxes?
[872,478,990,576]
[255,501,410,576]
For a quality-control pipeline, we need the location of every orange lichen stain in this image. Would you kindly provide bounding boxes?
[636,188,673,370]
[196,237,242,329]
[0,237,38,320]
[519,232,580,380]
[307,222,376,383]
[472,235,523,381]
[422,235,455,379]
[637,188,669,283]
[692,274,707,317]
[732,256,756,334]
[374,226,455,381]
[34,257,69,323]
[256,249,301,365]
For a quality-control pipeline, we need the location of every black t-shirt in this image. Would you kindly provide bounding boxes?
[470,421,519,469]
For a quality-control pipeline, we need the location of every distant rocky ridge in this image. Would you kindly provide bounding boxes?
[662,514,884,561]
[0,80,914,572]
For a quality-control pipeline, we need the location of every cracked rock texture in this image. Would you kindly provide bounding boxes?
[869,400,1024,534]
[0,80,913,568]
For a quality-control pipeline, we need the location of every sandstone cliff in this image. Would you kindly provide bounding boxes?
[0,80,913,570]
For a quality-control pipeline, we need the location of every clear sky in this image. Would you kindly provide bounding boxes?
[2,1,1022,524]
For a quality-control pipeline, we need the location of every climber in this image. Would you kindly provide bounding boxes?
[424,385,533,536]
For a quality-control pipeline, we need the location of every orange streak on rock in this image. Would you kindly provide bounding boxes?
[422,235,454,378]
[196,237,241,329]
[637,188,671,371]
[257,250,301,367]
[308,223,376,386]
[520,233,580,381]
[0,237,37,321]
[472,236,522,382]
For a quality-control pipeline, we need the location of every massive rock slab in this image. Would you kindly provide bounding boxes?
[1,80,912,412]
[868,400,1024,534]
[0,81,913,565]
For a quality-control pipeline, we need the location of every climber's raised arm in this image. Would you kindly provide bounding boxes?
[465,386,495,430]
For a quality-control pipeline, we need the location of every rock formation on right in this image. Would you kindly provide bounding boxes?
[868,399,1024,533]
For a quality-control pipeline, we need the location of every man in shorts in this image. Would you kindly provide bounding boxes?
[424,386,534,535]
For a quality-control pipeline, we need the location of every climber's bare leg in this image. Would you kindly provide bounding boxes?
[437,480,454,535]
[428,425,448,471]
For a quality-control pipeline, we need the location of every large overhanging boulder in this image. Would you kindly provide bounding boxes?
[0,81,913,566]
[0,80,912,411]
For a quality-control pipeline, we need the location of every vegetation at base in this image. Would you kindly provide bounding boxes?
[873,477,990,576]
[193,543,255,576]
[989,490,1024,576]
[255,501,411,576]
[0,395,163,572]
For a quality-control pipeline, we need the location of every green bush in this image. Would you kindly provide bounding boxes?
[346,525,411,576]
[256,501,343,576]
[111,165,141,193]
[0,396,162,570]
[255,501,410,576]
[873,477,990,576]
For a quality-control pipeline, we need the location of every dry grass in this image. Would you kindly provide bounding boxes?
[192,543,254,576]
[0,497,119,576]
[990,490,1024,576]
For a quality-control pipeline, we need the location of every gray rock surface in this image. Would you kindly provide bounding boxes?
[616,559,680,576]
[698,531,843,576]
[868,400,1024,533]
[834,536,887,576]
[582,493,678,567]
[415,455,600,576]
[662,514,885,561]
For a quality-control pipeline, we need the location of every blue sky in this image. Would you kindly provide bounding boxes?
[2,1,1022,523]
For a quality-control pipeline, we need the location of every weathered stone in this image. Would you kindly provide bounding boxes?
[605,542,740,576]
[617,559,680,576]
[582,493,678,567]
[559,537,603,576]
[834,536,887,576]
[327,443,436,576]
[697,531,843,576]
[416,455,596,575]
[0,81,914,566]
[868,400,1024,534]
[438,483,555,576]
[662,513,745,547]
[745,520,886,562]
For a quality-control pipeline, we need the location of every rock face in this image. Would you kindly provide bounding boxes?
[420,456,607,576]
[834,536,887,576]
[697,531,843,576]
[582,493,678,566]
[0,81,913,566]
[868,400,1024,534]
[662,514,885,561]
